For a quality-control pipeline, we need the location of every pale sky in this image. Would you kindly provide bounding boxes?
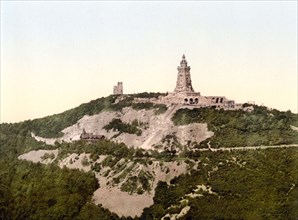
[1,1,297,123]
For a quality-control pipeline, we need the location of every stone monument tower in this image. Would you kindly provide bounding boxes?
[159,54,235,107]
[174,54,195,93]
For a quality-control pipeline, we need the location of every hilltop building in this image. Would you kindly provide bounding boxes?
[113,82,123,95]
[159,55,237,109]
[174,54,198,94]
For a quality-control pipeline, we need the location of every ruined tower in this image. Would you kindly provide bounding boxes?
[174,54,195,93]
[113,82,123,95]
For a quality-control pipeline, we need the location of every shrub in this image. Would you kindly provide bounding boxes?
[41,152,55,161]
[91,163,101,172]
[81,156,90,166]
[103,119,142,136]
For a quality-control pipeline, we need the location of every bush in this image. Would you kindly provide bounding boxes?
[132,102,168,115]
[41,152,55,161]
[91,163,101,172]
[81,156,90,166]
[103,119,142,136]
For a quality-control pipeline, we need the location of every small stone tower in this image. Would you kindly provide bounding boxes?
[113,82,123,95]
[174,54,195,93]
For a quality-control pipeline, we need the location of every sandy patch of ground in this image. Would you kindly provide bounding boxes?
[18,149,58,164]
[162,206,191,220]
[291,125,298,132]
[92,159,187,217]
[59,153,91,172]
[93,187,153,217]
[195,184,217,195]
[31,133,58,145]
[61,111,119,142]
[184,184,217,200]
[153,161,187,184]
[175,123,213,146]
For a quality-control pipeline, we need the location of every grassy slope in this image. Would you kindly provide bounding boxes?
[172,105,298,148]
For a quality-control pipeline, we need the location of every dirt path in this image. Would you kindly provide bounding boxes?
[198,144,298,152]
[140,105,180,149]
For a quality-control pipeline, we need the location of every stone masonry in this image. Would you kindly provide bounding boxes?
[115,55,241,110]
[174,54,196,93]
[159,55,238,109]
[113,82,123,95]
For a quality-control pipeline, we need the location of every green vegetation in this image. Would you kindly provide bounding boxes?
[7,92,166,138]
[41,152,55,161]
[101,155,119,168]
[30,95,120,138]
[10,91,167,139]
[172,106,298,148]
[121,176,139,194]
[91,162,101,172]
[81,155,90,166]
[0,122,126,219]
[1,97,298,219]
[0,159,99,220]
[161,134,182,154]
[141,148,298,219]
[138,170,153,192]
[132,103,168,115]
[132,92,167,99]
[56,140,136,162]
[120,169,153,194]
[103,118,142,136]
[77,203,122,220]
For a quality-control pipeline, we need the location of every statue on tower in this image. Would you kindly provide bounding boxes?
[180,54,188,67]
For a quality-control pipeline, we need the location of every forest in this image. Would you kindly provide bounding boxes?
[1,93,298,219]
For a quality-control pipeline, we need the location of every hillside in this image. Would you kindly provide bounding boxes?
[1,93,298,219]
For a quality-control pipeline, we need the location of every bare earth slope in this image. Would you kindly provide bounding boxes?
[32,105,213,150]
